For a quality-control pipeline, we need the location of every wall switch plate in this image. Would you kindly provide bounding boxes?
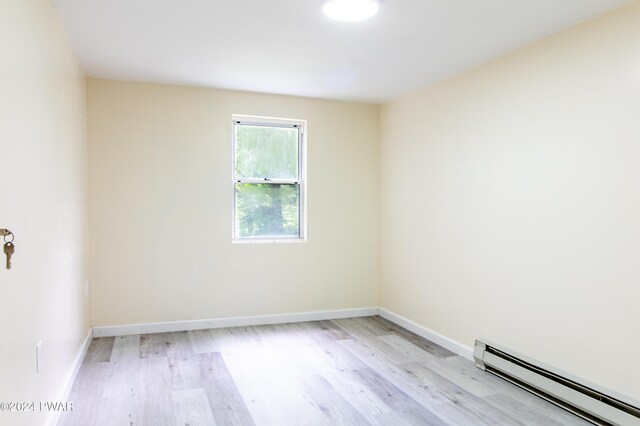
[35,341,42,374]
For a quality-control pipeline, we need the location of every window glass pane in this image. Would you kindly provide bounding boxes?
[235,125,298,180]
[235,183,299,238]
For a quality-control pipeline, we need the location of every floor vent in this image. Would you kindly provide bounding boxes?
[473,340,640,426]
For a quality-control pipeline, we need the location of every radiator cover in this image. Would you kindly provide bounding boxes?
[473,340,640,426]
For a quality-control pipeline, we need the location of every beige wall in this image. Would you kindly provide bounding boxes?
[88,79,379,326]
[0,1,89,425]
[380,2,640,401]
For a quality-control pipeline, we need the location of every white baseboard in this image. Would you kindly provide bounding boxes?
[378,308,474,361]
[91,306,473,362]
[48,327,92,426]
[92,307,379,338]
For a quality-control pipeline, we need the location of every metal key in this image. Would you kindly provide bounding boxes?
[4,242,14,270]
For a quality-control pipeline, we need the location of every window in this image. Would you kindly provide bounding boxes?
[232,115,306,242]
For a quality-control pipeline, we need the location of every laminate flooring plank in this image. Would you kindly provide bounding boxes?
[135,356,173,426]
[297,374,370,425]
[164,331,194,361]
[331,317,394,339]
[210,326,246,342]
[441,355,568,408]
[192,327,249,358]
[254,323,323,357]
[252,325,321,368]
[340,335,523,425]
[295,322,368,373]
[484,389,591,426]
[368,316,456,358]
[392,359,472,407]
[321,370,390,417]
[398,362,525,425]
[366,335,422,364]
[250,323,337,377]
[167,344,210,392]
[199,352,255,426]
[172,388,216,426]
[417,354,502,398]
[110,335,141,362]
[251,323,288,339]
[378,334,448,363]
[83,337,115,363]
[58,363,112,426]
[188,329,220,354]
[98,354,141,425]
[483,393,584,426]
[355,334,421,365]
[352,367,447,426]
[93,335,141,425]
[224,325,265,346]
[370,412,414,426]
[272,322,363,373]
[220,342,329,425]
[340,337,492,421]
[139,333,169,359]
[442,354,531,396]
[314,319,356,340]
[338,336,421,379]
[415,355,588,424]
[454,356,562,405]
[141,332,194,391]
[337,335,457,413]
[169,357,201,392]
[322,370,412,426]
[353,316,401,336]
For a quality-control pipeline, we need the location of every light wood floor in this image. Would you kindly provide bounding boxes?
[58,316,589,425]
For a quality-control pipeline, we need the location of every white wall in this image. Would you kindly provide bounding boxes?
[379,1,640,401]
[0,1,89,425]
[88,79,379,327]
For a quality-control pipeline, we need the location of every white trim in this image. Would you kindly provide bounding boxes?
[92,307,379,337]
[232,114,306,127]
[232,238,306,244]
[378,308,474,361]
[92,307,474,361]
[93,307,474,361]
[47,328,93,426]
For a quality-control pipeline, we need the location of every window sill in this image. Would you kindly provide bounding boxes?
[232,238,307,244]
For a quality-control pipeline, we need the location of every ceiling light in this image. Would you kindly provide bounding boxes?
[323,0,380,22]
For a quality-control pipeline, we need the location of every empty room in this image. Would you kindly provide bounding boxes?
[1,0,640,425]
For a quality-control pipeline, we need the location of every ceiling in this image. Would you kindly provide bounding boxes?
[52,0,634,103]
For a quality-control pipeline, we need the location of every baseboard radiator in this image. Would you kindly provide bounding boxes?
[474,340,640,426]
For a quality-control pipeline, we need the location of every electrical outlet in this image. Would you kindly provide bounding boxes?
[84,280,89,297]
[35,341,42,374]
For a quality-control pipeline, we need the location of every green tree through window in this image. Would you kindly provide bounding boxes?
[233,118,305,240]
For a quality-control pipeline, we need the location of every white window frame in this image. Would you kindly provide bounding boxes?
[232,114,307,243]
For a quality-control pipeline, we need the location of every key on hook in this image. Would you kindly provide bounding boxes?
[4,242,14,270]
